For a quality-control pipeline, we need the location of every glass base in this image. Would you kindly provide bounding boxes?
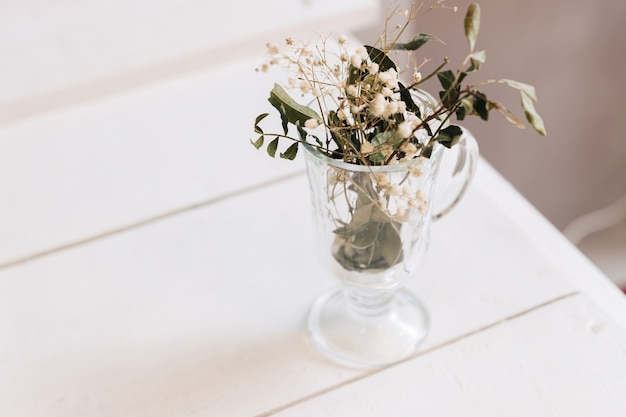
[306,287,429,369]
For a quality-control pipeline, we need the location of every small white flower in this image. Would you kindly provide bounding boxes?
[338,34,347,44]
[370,93,386,117]
[387,184,401,196]
[266,42,280,55]
[381,87,393,97]
[374,173,389,186]
[328,169,348,186]
[384,101,399,117]
[367,62,379,75]
[379,68,399,89]
[410,166,423,177]
[350,104,365,114]
[304,119,320,129]
[350,54,363,68]
[413,71,422,83]
[299,81,312,94]
[400,142,418,158]
[397,121,413,139]
[346,84,358,97]
[361,141,374,154]
[356,46,368,60]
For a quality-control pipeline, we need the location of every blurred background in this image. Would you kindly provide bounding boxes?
[1,0,624,285]
[358,0,626,287]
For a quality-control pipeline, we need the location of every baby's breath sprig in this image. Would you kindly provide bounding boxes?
[251,1,546,165]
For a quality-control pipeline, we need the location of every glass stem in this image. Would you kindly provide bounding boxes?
[344,287,396,318]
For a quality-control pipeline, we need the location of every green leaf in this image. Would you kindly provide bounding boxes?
[347,65,364,85]
[268,83,320,127]
[456,105,466,121]
[438,71,466,108]
[364,45,397,72]
[391,33,444,51]
[369,203,394,223]
[254,113,269,129]
[437,70,456,91]
[472,91,489,121]
[434,125,463,148]
[521,92,547,136]
[349,203,375,228]
[368,152,386,163]
[421,144,434,158]
[399,83,421,117]
[351,225,379,249]
[296,123,307,141]
[465,3,481,51]
[267,137,279,157]
[499,79,537,102]
[467,50,486,72]
[250,135,264,149]
[379,222,403,267]
[277,103,289,135]
[254,113,269,134]
[371,130,403,146]
[280,142,299,160]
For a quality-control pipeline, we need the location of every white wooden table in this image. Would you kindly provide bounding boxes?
[2,51,626,417]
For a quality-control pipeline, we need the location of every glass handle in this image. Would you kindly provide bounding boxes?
[431,127,479,220]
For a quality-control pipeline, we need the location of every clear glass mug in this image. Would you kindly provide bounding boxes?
[303,128,479,368]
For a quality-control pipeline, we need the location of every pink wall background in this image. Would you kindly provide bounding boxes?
[360,0,626,230]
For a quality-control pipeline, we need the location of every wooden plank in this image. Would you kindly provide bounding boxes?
[0,0,380,124]
[469,161,626,330]
[271,293,626,417]
[0,166,581,416]
[0,57,301,267]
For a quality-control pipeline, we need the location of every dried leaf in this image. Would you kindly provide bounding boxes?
[468,50,486,72]
[250,135,264,149]
[499,79,537,101]
[391,33,444,51]
[493,101,526,129]
[379,222,403,267]
[268,83,320,127]
[464,3,481,51]
[521,92,547,136]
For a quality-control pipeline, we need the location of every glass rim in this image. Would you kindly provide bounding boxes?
[303,142,442,173]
